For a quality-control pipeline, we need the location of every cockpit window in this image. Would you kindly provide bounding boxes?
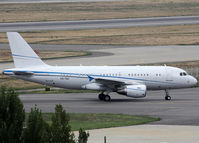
[180,72,187,76]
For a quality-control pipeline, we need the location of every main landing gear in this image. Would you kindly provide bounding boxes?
[165,89,171,100]
[98,93,111,101]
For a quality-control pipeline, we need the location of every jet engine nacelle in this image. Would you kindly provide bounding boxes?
[117,84,147,98]
[82,83,106,91]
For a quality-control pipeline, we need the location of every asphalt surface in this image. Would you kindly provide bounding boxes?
[1,15,199,32]
[20,87,199,126]
[0,0,125,3]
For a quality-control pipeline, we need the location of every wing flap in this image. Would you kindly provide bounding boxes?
[95,78,125,85]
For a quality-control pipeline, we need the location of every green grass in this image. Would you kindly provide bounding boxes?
[14,86,46,91]
[40,113,160,131]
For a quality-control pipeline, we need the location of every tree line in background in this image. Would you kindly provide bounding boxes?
[0,86,89,143]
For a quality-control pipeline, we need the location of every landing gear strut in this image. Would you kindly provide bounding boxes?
[165,89,171,100]
[98,93,111,101]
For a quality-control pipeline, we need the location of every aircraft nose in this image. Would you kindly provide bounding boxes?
[191,76,197,86]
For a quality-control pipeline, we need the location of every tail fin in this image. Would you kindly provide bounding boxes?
[7,32,47,68]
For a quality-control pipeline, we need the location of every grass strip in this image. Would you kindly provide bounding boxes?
[35,113,160,131]
[1,0,199,23]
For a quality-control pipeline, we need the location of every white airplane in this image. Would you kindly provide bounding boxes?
[3,32,197,101]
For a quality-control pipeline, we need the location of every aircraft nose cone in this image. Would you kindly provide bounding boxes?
[191,77,197,86]
[193,77,197,85]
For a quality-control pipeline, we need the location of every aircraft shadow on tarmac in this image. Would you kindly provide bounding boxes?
[87,98,165,103]
[89,97,195,103]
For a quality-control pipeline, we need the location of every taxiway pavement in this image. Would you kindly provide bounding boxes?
[20,87,199,126]
[1,16,199,32]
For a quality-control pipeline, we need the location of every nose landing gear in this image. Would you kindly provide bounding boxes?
[165,89,171,100]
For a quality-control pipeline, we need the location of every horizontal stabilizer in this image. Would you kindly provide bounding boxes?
[13,71,34,76]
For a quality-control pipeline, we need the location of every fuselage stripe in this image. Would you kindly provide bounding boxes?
[12,54,40,59]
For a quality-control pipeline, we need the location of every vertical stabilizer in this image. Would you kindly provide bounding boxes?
[7,32,47,68]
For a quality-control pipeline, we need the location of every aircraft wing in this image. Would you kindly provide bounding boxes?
[95,78,125,85]
[94,78,125,91]
[90,76,142,91]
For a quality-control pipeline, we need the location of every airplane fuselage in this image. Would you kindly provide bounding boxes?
[4,66,197,91]
[4,32,197,101]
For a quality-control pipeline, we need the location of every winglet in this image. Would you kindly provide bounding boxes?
[7,32,48,68]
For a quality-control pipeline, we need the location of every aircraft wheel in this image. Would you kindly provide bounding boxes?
[165,89,171,100]
[104,95,111,101]
[165,96,171,100]
[98,93,105,100]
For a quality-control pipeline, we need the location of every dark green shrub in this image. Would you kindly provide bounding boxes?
[50,104,75,143]
[0,86,25,143]
[78,128,89,143]
[24,105,50,143]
